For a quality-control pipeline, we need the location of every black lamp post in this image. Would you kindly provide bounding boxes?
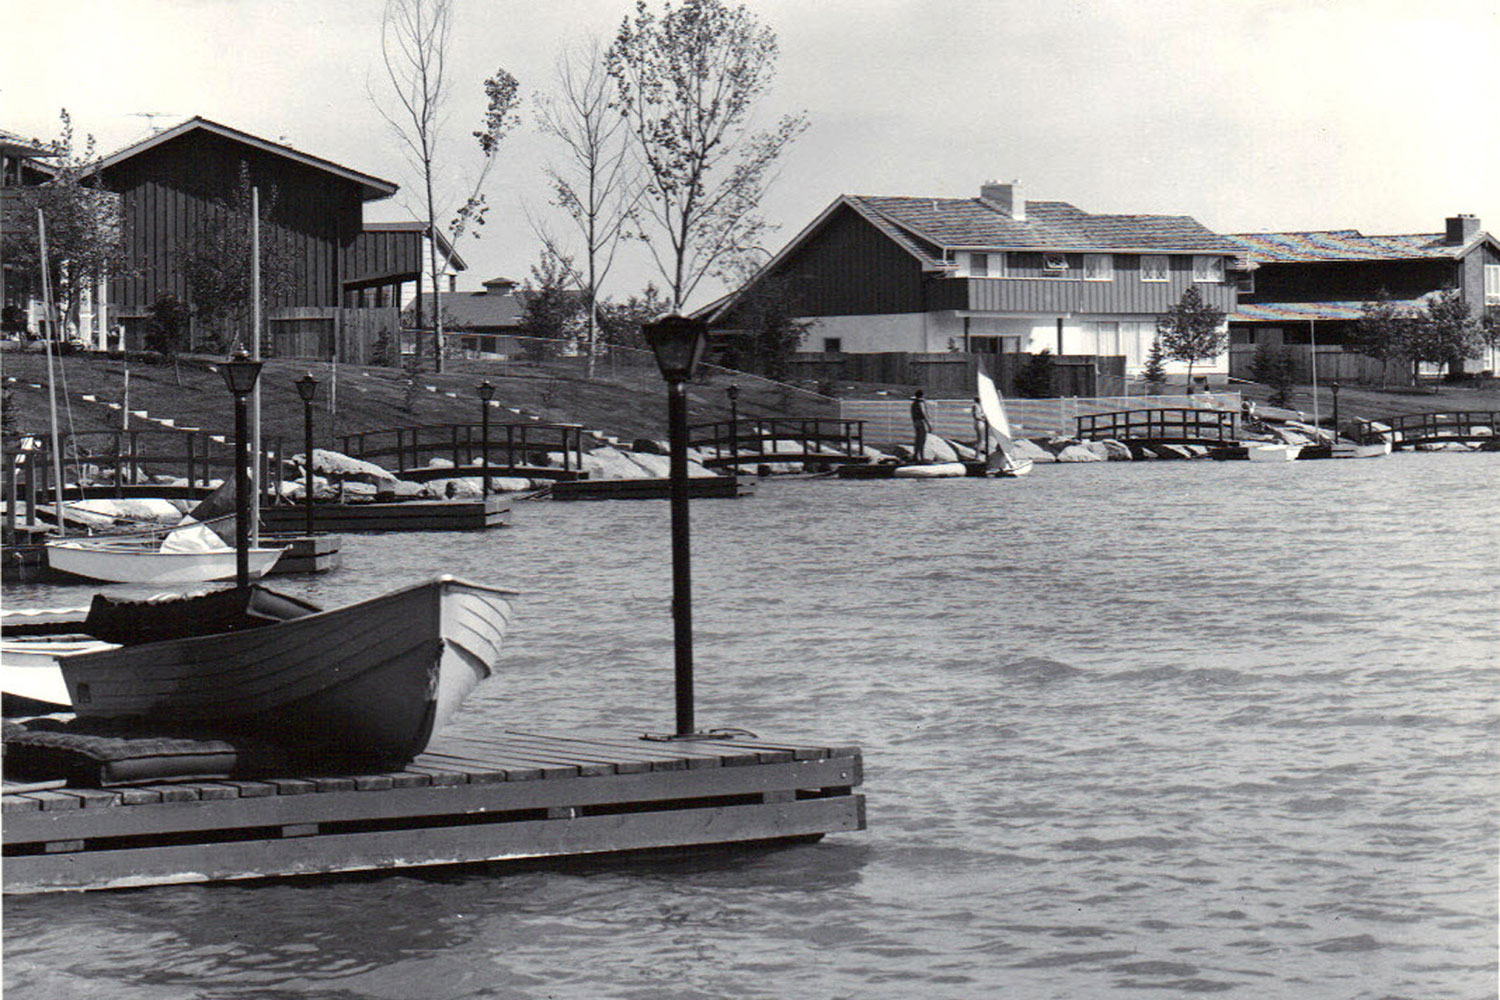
[221,350,264,590]
[1330,381,1341,435]
[643,314,710,737]
[477,380,495,498]
[295,372,320,537]
[727,382,740,465]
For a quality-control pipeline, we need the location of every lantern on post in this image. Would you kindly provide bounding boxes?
[477,380,496,498]
[295,372,320,538]
[1330,381,1341,436]
[643,315,710,737]
[221,350,264,589]
[727,382,740,464]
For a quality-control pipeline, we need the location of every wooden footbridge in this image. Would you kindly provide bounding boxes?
[1355,411,1499,450]
[339,423,590,481]
[687,418,868,470]
[1074,408,1240,454]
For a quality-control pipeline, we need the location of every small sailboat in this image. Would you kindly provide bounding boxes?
[45,520,285,584]
[977,371,1034,477]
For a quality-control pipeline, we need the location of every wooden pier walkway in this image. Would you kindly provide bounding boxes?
[549,476,755,501]
[2,730,864,893]
[340,422,589,482]
[687,418,868,470]
[1356,410,1499,450]
[259,497,510,532]
[1075,408,1240,455]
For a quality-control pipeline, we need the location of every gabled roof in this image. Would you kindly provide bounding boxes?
[363,221,467,270]
[92,116,398,201]
[1227,229,1498,263]
[851,195,1242,256]
[1,128,55,159]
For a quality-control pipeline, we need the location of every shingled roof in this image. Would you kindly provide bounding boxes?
[1225,229,1485,263]
[848,196,1241,256]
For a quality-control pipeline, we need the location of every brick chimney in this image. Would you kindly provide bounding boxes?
[1445,214,1480,245]
[981,180,1024,221]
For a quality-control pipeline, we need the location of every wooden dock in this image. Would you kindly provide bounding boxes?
[550,476,755,501]
[262,534,342,575]
[259,497,510,532]
[2,730,864,893]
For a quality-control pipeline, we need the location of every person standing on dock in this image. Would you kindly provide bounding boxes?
[911,390,932,460]
[971,396,988,455]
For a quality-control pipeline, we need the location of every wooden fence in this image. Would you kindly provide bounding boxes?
[1229,344,1404,385]
[788,351,1125,397]
[269,307,399,366]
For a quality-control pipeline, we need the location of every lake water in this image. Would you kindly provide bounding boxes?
[5,452,1498,999]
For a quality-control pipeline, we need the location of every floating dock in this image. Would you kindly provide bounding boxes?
[262,534,342,575]
[549,476,755,501]
[259,497,510,532]
[2,730,864,893]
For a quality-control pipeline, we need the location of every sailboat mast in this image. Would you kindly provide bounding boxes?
[250,186,262,546]
[37,209,66,536]
[1309,318,1320,428]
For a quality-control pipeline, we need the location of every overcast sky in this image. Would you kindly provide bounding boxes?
[5,0,1496,309]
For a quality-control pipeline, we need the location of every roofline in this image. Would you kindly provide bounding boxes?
[92,116,399,201]
[1229,230,1498,264]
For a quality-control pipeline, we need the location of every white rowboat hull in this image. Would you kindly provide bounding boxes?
[46,541,284,584]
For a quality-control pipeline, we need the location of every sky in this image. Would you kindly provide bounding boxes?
[4,0,1497,310]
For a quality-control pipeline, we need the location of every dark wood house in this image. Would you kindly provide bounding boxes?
[1226,215,1500,380]
[88,117,455,363]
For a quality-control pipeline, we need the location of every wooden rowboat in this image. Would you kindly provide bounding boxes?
[9,577,516,764]
[46,520,285,585]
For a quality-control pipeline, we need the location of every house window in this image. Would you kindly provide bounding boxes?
[1043,252,1069,273]
[822,337,842,353]
[1236,269,1255,295]
[1486,264,1500,305]
[969,252,989,277]
[1193,255,1226,283]
[1083,254,1113,281]
[1140,255,1170,281]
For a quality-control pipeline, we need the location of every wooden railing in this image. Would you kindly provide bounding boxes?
[1075,408,1239,444]
[340,422,587,476]
[686,418,866,465]
[1356,411,1500,449]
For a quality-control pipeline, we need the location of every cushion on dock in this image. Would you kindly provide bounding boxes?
[3,718,298,787]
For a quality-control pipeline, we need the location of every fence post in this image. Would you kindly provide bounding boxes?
[113,432,124,495]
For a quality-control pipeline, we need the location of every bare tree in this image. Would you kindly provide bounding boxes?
[535,37,640,372]
[376,0,519,373]
[606,0,807,311]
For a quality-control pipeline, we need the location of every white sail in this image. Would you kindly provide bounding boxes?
[977,370,1012,441]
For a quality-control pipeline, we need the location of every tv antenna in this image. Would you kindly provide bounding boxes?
[129,112,176,134]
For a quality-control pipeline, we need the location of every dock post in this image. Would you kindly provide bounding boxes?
[477,382,494,497]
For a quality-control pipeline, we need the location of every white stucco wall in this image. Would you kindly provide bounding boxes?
[798,313,932,352]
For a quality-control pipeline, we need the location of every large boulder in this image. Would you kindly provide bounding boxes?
[622,451,717,478]
[1097,438,1133,461]
[1055,443,1105,463]
[1010,438,1057,463]
[631,438,669,455]
[301,449,399,485]
[581,447,652,480]
[68,498,185,523]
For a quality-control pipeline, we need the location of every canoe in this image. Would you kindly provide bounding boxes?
[46,531,285,585]
[9,577,516,764]
[892,462,968,478]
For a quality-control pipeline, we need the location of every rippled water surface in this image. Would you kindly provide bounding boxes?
[5,453,1498,999]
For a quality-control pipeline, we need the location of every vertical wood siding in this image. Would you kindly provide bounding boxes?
[104,131,365,316]
[344,230,424,287]
[934,255,1236,315]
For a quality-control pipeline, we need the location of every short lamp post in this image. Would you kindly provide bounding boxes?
[221,350,264,590]
[643,314,710,737]
[1330,381,1341,435]
[295,372,320,538]
[727,382,740,464]
[477,380,495,498]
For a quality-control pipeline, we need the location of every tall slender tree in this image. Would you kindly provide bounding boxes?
[1156,286,1226,390]
[1351,291,1420,387]
[1413,287,1480,388]
[536,37,640,372]
[606,0,807,310]
[376,0,519,372]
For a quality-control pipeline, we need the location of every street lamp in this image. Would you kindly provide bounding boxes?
[643,314,710,737]
[1330,381,1341,436]
[221,349,264,589]
[477,380,495,498]
[295,372,320,538]
[727,382,740,465]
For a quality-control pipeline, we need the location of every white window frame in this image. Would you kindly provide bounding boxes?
[1236,269,1255,295]
[1043,252,1069,272]
[1140,255,1170,282]
[1193,255,1226,283]
[1083,254,1114,281]
[1485,264,1500,305]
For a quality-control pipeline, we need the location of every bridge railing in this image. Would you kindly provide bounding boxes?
[1076,408,1239,443]
[1356,410,1500,448]
[686,418,866,463]
[339,422,587,475]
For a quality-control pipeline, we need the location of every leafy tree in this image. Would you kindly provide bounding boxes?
[718,265,809,380]
[606,0,807,309]
[1141,337,1167,389]
[536,37,640,373]
[9,110,129,343]
[598,283,671,351]
[1351,291,1419,387]
[376,0,520,373]
[144,293,190,383]
[176,165,299,353]
[1480,306,1500,375]
[1249,343,1296,407]
[370,327,395,367]
[1015,349,1054,399]
[1155,286,1226,389]
[1413,287,1480,387]
[516,247,587,361]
